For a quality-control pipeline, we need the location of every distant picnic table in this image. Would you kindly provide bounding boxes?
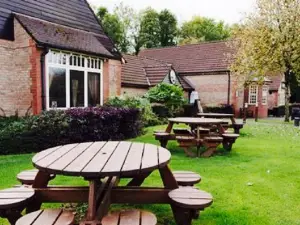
[197,113,236,124]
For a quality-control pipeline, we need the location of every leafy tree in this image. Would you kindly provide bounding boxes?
[140,8,161,48]
[230,0,300,122]
[179,16,231,44]
[159,9,177,46]
[96,7,108,19]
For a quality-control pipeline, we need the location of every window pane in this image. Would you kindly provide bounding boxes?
[70,70,85,107]
[49,67,66,108]
[88,72,101,107]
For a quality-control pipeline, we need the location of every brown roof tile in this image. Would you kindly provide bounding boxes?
[15,14,120,59]
[139,41,233,74]
[122,54,194,90]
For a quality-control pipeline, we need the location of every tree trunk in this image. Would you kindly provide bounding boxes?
[284,70,290,122]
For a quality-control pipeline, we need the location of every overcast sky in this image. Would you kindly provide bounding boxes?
[88,0,256,24]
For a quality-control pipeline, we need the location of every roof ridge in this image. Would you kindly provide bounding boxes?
[140,40,230,52]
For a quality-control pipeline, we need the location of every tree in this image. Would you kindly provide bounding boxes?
[179,16,231,44]
[96,7,124,51]
[140,8,161,48]
[159,9,177,46]
[230,0,300,122]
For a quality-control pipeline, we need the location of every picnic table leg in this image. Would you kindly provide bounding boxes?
[27,171,52,213]
[0,208,23,225]
[165,122,174,133]
[159,166,193,225]
[126,171,153,186]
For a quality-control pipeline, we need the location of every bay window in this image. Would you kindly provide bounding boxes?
[46,50,103,110]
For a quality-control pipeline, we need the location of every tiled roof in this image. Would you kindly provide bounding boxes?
[0,0,105,39]
[122,55,194,90]
[139,41,233,74]
[269,74,283,91]
[15,14,119,59]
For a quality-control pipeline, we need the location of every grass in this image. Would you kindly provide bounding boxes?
[1,119,300,225]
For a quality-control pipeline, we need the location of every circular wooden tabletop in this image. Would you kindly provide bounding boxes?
[32,142,171,178]
[197,113,234,118]
[168,117,223,125]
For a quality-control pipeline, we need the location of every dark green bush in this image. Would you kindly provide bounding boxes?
[203,104,234,114]
[145,83,186,117]
[0,107,142,155]
[105,96,162,127]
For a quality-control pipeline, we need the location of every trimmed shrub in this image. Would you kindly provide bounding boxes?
[145,83,186,117]
[0,107,142,155]
[203,104,234,114]
[105,96,162,127]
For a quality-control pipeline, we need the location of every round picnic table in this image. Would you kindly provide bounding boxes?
[31,141,173,225]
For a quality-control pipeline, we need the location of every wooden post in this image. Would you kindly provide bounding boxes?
[255,102,259,122]
[243,103,248,124]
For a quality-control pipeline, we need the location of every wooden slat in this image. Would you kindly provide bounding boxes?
[121,142,144,173]
[141,144,158,170]
[82,142,119,174]
[0,192,34,199]
[32,209,62,225]
[64,142,106,173]
[34,144,78,169]
[101,142,132,174]
[158,147,171,168]
[101,211,120,225]
[16,210,43,225]
[119,210,140,225]
[53,211,74,225]
[0,199,26,206]
[32,146,62,163]
[48,142,93,171]
[141,210,157,225]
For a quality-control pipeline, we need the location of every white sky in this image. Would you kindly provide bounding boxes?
[87,0,256,24]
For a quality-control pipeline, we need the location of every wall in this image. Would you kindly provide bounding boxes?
[0,19,41,116]
[185,74,229,106]
[121,87,148,96]
[103,59,122,101]
[244,86,268,118]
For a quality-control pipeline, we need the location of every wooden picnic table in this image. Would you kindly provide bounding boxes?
[197,113,236,124]
[166,117,225,135]
[29,141,211,225]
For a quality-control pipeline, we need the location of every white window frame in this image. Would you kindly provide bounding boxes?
[45,49,104,110]
[262,85,268,105]
[249,85,258,105]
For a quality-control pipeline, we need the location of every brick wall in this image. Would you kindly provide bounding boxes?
[0,19,41,116]
[185,74,229,106]
[103,59,122,102]
[121,87,148,96]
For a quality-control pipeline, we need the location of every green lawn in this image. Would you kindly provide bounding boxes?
[1,119,300,225]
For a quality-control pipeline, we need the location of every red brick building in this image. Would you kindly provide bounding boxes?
[0,0,122,116]
[122,41,277,118]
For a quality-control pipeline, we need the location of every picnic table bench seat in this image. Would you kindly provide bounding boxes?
[16,209,75,225]
[0,187,35,225]
[175,136,197,157]
[202,137,223,157]
[231,123,244,134]
[154,131,171,148]
[222,133,240,151]
[173,171,201,186]
[102,209,157,225]
[168,187,213,209]
[17,169,55,185]
[168,187,213,225]
[173,128,193,136]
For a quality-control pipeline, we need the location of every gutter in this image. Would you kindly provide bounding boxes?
[40,47,49,111]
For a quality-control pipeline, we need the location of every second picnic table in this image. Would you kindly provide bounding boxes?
[29,141,213,225]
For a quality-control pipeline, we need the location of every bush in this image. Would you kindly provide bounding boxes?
[0,107,142,155]
[105,96,162,127]
[203,104,234,114]
[145,83,186,117]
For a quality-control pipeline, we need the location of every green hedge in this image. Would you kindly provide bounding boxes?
[0,107,142,155]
